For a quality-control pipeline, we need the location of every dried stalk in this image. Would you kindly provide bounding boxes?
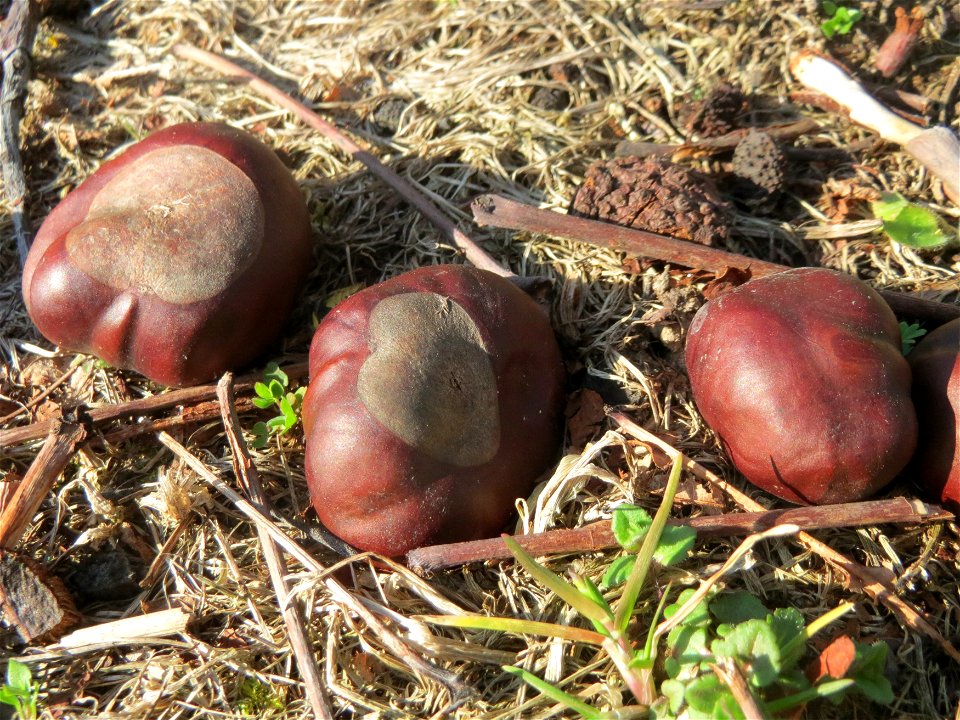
[615,119,820,159]
[405,497,952,572]
[0,421,85,549]
[0,361,308,447]
[471,194,960,324]
[217,373,333,720]
[55,607,191,650]
[0,0,38,268]
[875,7,925,79]
[608,411,960,663]
[173,42,509,279]
[155,431,470,699]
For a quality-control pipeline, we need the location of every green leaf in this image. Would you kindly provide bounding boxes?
[685,674,746,720]
[250,422,270,449]
[263,362,288,388]
[502,666,604,719]
[709,591,768,625]
[664,588,711,636]
[654,525,697,567]
[252,397,276,410]
[711,619,782,688]
[872,192,952,248]
[254,382,274,400]
[661,678,686,714]
[268,379,285,400]
[669,625,709,669]
[503,536,613,625]
[265,416,287,431]
[7,660,32,694]
[848,641,894,704]
[0,686,19,707]
[769,607,806,669]
[611,504,652,550]
[601,555,636,589]
[899,321,927,356]
[822,0,837,14]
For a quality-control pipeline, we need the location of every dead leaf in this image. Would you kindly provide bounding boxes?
[566,388,606,449]
[806,634,856,684]
[702,266,752,300]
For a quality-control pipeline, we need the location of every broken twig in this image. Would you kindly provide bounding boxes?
[470,194,960,324]
[218,373,333,720]
[406,497,951,572]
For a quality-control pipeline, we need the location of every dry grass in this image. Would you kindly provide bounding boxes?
[1,1,959,718]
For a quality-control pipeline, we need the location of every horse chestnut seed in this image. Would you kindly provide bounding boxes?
[302,265,566,556]
[22,122,312,386]
[908,319,959,511]
[685,268,917,505]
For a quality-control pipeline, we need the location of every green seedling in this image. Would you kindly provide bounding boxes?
[872,192,954,250]
[250,362,307,448]
[421,453,895,718]
[899,321,927,356]
[236,678,284,715]
[0,660,39,720]
[820,1,862,39]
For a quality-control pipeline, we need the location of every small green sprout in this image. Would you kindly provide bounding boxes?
[871,192,953,250]
[250,362,307,448]
[820,2,862,39]
[899,321,927,356]
[0,660,39,720]
[236,678,284,715]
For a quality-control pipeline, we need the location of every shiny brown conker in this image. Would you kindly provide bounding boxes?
[685,268,917,505]
[302,265,566,556]
[22,122,312,386]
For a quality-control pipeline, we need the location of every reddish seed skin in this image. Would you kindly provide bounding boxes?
[908,319,960,512]
[303,265,566,556]
[685,268,917,505]
[22,122,312,386]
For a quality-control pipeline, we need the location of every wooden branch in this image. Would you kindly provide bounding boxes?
[217,374,333,720]
[470,194,960,324]
[608,411,960,663]
[0,361,308,448]
[0,421,85,549]
[406,497,951,572]
[173,42,509,279]
[615,119,820,159]
[0,0,38,269]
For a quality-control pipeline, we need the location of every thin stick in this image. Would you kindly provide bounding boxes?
[55,607,191,650]
[156,431,470,698]
[0,0,38,268]
[173,42,509,279]
[616,118,821,159]
[471,193,960,324]
[405,497,952,572]
[217,374,333,720]
[608,411,960,663]
[0,361,308,448]
[0,421,85,549]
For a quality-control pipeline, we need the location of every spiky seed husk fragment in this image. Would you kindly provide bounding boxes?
[731,129,786,201]
[570,156,733,246]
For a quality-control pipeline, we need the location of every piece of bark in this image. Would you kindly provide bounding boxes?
[406,497,951,572]
[0,550,80,643]
[471,194,960,324]
[0,361,308,447]
[0,421,86,549]
[0,0,38,268]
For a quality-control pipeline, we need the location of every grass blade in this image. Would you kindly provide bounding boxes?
[503,666,604,719]
[417,614,606,645]
[615,453,685,634]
